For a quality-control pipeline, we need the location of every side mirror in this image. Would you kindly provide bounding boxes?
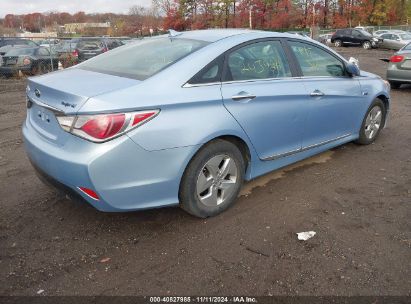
[346,62,360,77]
[348,57,359,68]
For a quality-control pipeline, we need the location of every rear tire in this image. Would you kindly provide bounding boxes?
[179,139,245,218]
[334,40,342,47]
[355,99,386,145]
[388,81,401,89]
[31,65,39,76]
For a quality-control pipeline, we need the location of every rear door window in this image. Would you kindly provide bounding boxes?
[353,30,363,38]
[381,34,393,40]
[37,48,50,56]
[224,40,291,81]
[78,40,103,50]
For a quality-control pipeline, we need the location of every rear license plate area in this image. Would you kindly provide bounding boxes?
[401,60,411,69]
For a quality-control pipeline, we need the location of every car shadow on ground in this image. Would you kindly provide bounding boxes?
[44,143,352,231]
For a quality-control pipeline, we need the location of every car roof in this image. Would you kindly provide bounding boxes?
[9,46,39,50]
[174,29,300,42]
[0,44,32,50]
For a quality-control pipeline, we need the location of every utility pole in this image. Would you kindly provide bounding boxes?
[249,5,252,29]
[311,5,315,38]
[233,0,236,28]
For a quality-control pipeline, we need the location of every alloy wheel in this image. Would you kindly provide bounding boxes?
[363,41,371,49]
[196,154,238,207]
[364,106,382,139]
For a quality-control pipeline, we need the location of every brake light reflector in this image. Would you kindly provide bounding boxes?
[132,112,157,126]
[23,57,31,65]
[389,55,404,63]
[78,187,99,200]
[56,110,159,142]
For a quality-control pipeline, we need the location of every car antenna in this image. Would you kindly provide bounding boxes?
[168,29,182,41]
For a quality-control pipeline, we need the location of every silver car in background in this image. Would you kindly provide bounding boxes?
[386,42,411,88]
[379,32,411,50]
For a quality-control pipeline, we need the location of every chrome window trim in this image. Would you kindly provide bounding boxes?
[183,76,301,88]
[182,81,221,88]
[182,75,350,88]
[262,133,352,161]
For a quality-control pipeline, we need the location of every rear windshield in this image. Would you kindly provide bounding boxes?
[79,37,209,80]
[6,48,35,56]
[57,41,77,51]
[400,34,411,40]
[403,42,411,50]
[77,39,105,50]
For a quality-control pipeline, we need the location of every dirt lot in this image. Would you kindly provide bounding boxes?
[0,47,410,297]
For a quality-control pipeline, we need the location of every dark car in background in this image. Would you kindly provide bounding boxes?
[386,42,411,89]
[76,38,123,62]
[331,28,381,49]
[0,46,58,77]
[55,38,82,68]
[0,38,38,56]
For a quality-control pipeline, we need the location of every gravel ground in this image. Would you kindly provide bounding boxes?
[0,47,410,296]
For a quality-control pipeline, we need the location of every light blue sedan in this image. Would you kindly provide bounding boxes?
[23,29,390,218]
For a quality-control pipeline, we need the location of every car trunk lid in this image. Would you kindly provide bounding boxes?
[27,68,139,114]
[26,68,140,144]
[394,51,411,70]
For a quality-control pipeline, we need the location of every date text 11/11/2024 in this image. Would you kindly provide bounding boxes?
[149,296,258,303]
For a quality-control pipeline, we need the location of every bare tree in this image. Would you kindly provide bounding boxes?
[152,0,174,15]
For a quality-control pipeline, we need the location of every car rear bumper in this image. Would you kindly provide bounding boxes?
[387,68,411,83]
[23,117,199,212]
[0,66,32,75]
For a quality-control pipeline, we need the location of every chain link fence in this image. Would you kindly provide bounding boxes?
[1,25,410,85]
[0,35,135,85]
[319,24,411,35]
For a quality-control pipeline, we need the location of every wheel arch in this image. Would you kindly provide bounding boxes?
[193,134,254,174]
[376,94,390,112]
[178,133,255,193]
[213,135,251,167]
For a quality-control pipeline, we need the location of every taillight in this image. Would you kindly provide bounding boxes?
[72,50,78,57]
[56,110,159,142]
[102,47,108,52]
[23,57,31,65]
[390,55,404,63]
[80,114,125,140]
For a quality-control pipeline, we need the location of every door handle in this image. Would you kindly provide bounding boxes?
[231,92,256,101]
[310,90,325,97]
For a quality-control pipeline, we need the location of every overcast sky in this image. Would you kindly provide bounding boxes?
[0,0,153,17]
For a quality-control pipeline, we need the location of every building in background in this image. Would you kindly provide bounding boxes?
[64,22,110,35]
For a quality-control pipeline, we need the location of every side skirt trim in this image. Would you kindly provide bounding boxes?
[261,133,352,161]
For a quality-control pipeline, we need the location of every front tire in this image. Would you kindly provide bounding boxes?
[334,39,342,47]
[362,41,371,49]
[355,99,386,145]
[179,139,245,218]
[388,81,401,89]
